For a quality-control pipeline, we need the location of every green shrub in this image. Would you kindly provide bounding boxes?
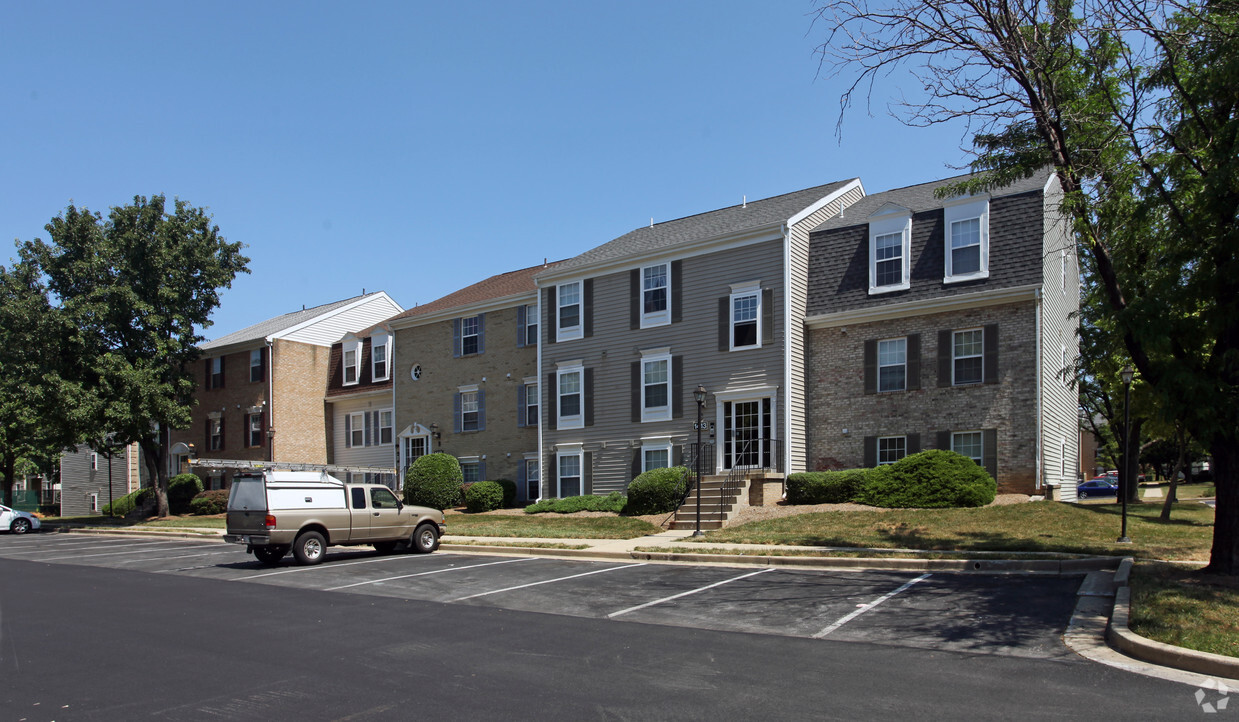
[403,453,465,510]
[524,492,627,514]
[625,466,689,515]
[494,479,517,508]
[786,469,871,504]
[189,489,229,515]
[857,450,997,508]
[101,487,152,517]
[465,481,505,513]
[168,473,204,515]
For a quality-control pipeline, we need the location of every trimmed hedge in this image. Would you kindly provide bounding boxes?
[786,469,872,505]
[404,453,464,510]
[857,449,997,508]
[524,492,627,514]
[101,487,152,517]
[190,489,229,515]
[625,466,689,515]
[494,479,517,508]
[169,474,204,515]
[465,481,505,513]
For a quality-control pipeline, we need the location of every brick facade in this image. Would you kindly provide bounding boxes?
[271,339,331,464]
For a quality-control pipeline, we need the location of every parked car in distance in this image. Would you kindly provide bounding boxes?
[0,504,41,534]
[1077,478,1119,500]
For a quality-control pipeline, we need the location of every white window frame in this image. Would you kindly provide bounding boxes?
[249,349,263,383]
[208,356,223,389]
[343,342,361,386]
[951,430,984,466]
[729,281,761,351]
[371,335,390,381]
[461,390,480,432]
[348,411,365,448]
[640,262,670,328]
[90,452,98,471]
[524,303,539,346]
[556,446,583,497]
[877,337,907,393]
[640,348,672,422]
[524,380,539,427]
[952,328,984,386]
[208,416,223,451]
[868,210,912,294]
[641,438,673,472]
[556,363,584,430]
[942,196,990,283]
[378,408,393,445]
[877,436,907,465]
[246,413,263,448]
[461,461,481,483]
[90,493,99,512]
[556,281,583,342]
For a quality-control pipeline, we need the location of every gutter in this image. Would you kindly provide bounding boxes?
[1034,288,1043,490]
[266,338,275,464]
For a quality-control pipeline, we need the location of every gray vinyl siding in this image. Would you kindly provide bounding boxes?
[1037,177,1081,499]
[541,236,787,496]
[59,445,133,516]
[786,185,865,475]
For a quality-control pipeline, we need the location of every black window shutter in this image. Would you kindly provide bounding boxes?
[517,462,526,498]
[983,324,999,384]
[908,433,921,454]
[479,460,487,481]
[718,297,730,351]
[259,346,267,382]
[583,452,593,495]
[517,383,526,428]
[983,428,998,479]
[477,389,486,431]
[344,414,351,449]
[937,430,951,451]
[863,340,877,395]
[204,359,211,389]
[907,334,921,391]
[583,279,594,337]
[584,368,594,426]
[630,362,641,422]
[516,304,526,348]
[673,445,683,467]
[205,419,211,448]
[219,356,225,388]
[364,411,372,447]
[219,417,225,451]
[453,393,462,433]
[545,287,556,344]
[477,313,486,355]
[938,330,953,386]
[453,318,462,358]
[672,355,683,419]
[761,288,774,345]
[548,456,557,497]
[629,270,640,330]
[631,450,641,480]
[547,373,557,430]
[671,260,683,323]
[863,436,877,468]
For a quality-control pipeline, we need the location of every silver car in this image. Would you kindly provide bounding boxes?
[0,504,41,534]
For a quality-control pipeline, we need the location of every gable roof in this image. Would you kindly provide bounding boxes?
[540,179,858,278]
[202,292,398,350]
[812,169,1052,233]
[386,261,564,328]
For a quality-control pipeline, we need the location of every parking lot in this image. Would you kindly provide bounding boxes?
[1,532,1084,660]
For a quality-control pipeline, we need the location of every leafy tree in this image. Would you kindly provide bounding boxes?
[20,195,249,516]
[814,0,1239,573]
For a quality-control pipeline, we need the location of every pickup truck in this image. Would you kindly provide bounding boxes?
[223,470,446,565]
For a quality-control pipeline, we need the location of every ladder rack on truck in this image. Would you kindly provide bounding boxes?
[188,458,397,476]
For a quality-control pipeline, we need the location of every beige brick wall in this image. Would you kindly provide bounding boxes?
[806,300,1039,494]
[272,339,330,464]
[394,305,538,481]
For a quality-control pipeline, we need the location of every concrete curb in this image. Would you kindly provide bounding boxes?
[1106,558,1239,681]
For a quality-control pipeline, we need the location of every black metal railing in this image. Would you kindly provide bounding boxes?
[678,442,715,510]
[718,436,784,516]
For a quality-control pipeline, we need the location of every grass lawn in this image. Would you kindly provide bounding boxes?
[1140,482,1216,500]
[43,514,225,529]
[693,500,1214,561]
[1130,562,1239,658]
[444,513,661,539]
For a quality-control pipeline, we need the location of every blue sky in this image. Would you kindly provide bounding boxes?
[3,1,971,341]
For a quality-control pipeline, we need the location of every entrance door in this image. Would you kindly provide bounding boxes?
[403,436,429,474]
[722,399,773,470]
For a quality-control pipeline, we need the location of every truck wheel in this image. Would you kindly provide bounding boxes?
[412,523,439,554]
[373,541,398,555]
[293,531,326,565]
[254,546,286,565]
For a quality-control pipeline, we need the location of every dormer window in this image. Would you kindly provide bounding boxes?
[943,196,990,283]
[343,342,361,385]
[868,208,911,294]
[371,336,389,381]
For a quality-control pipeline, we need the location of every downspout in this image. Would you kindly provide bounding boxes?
[1034,288,1043,492]
[535,291,544,503]
[266,339,275,463]
[780,222,791,498]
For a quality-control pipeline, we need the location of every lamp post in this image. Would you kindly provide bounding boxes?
[1118,364,1134,544]
[693,384,707,537]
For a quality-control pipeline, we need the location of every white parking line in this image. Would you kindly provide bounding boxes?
[117,549,242,566]
[607,568,774,618]
[325,557,537,591]
[40,543,223,562]
[234,552,457,581]
[812,573,932,638]
[0,539,176,556]
[453,563,647,602]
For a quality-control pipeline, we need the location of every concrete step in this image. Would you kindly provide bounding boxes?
[668,519,724,530]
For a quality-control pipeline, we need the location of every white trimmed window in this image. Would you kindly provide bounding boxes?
[524,458,540,500]
[461,461,480,483]
[379,409,393,445]
[557,366,583,429]
[524,304,539,346]
[343,343,360,385]
[869,211,912,293]
[461,316,480,356]
[952,431,983,465]
[207,357,223,389]
[641,262,670,327]
[641,439,673,472]
[953,329,984,385]
[461,391,479,431]
[878,436,907,465]
[348,412,365,448]
[372,337,389,381]
[246,413,263,447]
[558,450,582,497]
[641,350,672,422]
[877,338,907,392]
[557,282,582,342]
[730,287,760,350]
[524,381,539,427]
[208,417,223,451]
[943,196,990,283]
[249,349,263,383]
[91,452,98,471]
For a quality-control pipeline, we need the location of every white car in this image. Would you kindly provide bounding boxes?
[0,504,41,534]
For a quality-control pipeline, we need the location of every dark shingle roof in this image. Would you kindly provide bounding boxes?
[387,261,564,324]
[202,293,383,349]
[544,179,857,275]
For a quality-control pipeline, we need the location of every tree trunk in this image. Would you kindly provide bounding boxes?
[1203,438,1237,576]
[140,428,170,518]
[1159,437,1187,522]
